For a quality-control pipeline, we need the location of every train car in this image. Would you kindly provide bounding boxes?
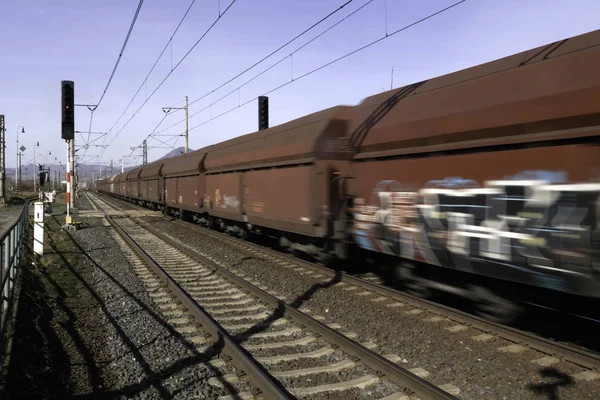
[203,106,353,258]
[94,29,600,323]
[139,160,164,207]
[108,175,117,195]
[95,178,108,193]
[115,173,127,198]
[126,167,143,200]
[345,29,600,320]
[161,148,210,217]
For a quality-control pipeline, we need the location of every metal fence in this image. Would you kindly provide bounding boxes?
[0,201,31,347]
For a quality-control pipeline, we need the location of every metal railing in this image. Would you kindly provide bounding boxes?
[0,200,31,346]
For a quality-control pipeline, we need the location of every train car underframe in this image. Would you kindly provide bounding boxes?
[100,188,600,325]
[367,249,600,324]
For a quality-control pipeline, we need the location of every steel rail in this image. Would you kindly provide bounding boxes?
[177,219,600,371]
[91,190,600,371]
[86,195,293,400]
[133,217,458,400]
[88,191,456,399]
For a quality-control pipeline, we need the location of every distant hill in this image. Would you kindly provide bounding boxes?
[3,147,195,182]
[156,147,194,161]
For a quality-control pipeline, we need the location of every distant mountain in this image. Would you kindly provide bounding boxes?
[156,147,194,161]
[2,147,194,182]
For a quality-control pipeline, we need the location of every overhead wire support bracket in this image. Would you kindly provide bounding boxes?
[75,130,104,134]
[75,104,98,112]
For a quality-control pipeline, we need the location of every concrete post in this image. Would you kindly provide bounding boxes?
[34,202,44,255]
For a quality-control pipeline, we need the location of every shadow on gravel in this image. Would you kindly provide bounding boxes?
[233,267,342,344]
[526,367,574,400]
[4,219,108,399]
[53,216,247,399]
[6,215,245,400]
[3,222,74,399]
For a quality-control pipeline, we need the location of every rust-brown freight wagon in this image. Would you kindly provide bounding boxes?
[139,160,164,205]
[126,167,143,200]
[347,29,600,299]
[161,149,209,213]
[108,175,117,194]
[204,106,353,255]
[95,178,107,192]
[115,173,128,198]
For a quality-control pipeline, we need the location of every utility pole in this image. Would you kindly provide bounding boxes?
[110,159,113,176]
[0,115,5,203]
[15,126,24,194]
[142,140,147,165]
[33,141,39,192]
[121,157,124,173]
[162,96,189,154]
[33,144,36,192]
[185,95,189,154]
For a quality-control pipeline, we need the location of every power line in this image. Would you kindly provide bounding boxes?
[103,0,358,162]
[156,0,360,134]
[182,0,467,136]
[81,0,144,163]
[96,0,145,109]
[99,0,238,160]
[101,0,197,138]
[160,0,375,135]
[120,113,169,165]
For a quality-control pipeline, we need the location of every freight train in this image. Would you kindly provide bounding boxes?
[97,29,600,323]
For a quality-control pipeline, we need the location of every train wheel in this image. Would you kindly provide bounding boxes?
[471,285,521,325]
[396,262,432,299]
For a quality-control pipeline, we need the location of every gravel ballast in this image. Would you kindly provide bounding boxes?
[3,202,233,398]
[142,216,600,400]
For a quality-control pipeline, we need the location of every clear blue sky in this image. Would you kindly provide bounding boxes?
[0,0,598,173]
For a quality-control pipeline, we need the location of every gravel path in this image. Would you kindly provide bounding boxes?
[3,200,233,398]
[142,216,600,400]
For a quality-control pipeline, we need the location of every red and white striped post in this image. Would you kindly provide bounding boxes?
[66,140,72,224]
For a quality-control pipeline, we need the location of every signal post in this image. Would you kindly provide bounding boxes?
[62,80,76,228]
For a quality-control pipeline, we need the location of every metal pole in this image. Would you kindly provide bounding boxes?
[0,115,5,202]
[69,139,75,209]
[33,144,36,192]
[121,158,124,173]
[15,131,18,194]
[18,152,21,192]
[66,140,71,224]
[185,95,189,154]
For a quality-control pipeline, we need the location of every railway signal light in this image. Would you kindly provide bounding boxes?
[258,96,269,131]
[61,80,75,140]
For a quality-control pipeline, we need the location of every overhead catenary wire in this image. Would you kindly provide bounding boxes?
[120,113,169,165]
[99,0,238,160]
[160,0,375,134]
[101,0,197,139]
[156,0,360,134]
[182,0,467,135]
[104,0,359,163]
[96,0,145,109]
[81,0,145,163]
[110,0,465,165]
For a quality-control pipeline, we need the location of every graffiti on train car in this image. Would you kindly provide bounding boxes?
[352,172,600,291]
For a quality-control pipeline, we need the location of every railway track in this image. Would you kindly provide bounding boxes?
[86,191,457,399]
[168,217,600,372]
